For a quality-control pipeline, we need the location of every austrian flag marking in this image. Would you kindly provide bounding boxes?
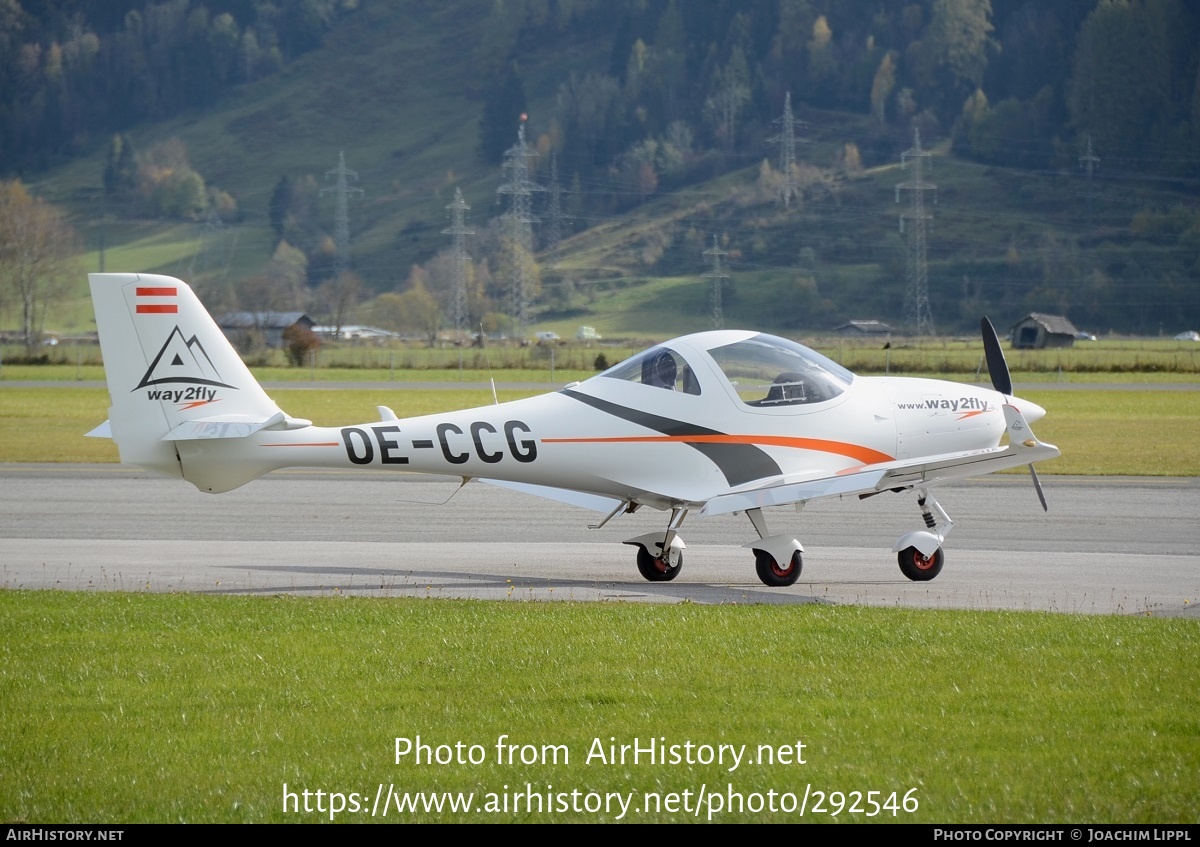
[135,286,177,314]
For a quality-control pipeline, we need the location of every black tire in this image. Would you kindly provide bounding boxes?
[897,546,944,581]
[636,546,682,582]
[754,549,802,587]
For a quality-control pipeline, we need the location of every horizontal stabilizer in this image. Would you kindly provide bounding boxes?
[85,420,112,439]
[162,412,312,441]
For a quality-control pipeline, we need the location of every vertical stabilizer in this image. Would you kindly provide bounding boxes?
[89,273,284,481]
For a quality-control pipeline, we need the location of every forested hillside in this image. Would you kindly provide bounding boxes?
[2,0,1198,339]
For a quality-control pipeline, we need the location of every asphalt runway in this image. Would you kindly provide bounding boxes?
[2,464,1197,616]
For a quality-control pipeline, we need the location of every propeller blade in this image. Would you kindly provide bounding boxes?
[1029,464,1048,512]
[980,316,1013,396]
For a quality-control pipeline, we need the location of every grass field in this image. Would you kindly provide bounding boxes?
[6,337,1200,376]
[1,592,1195,823]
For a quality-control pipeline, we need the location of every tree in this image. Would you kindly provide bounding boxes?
[267,174,323,254]
[103,133,137,196]
[705,46,751,153]
[264,240,310,307]
[805,15,837,105]
[135,137,210,220]
[870,52,898,127]
[393,272,443,346]
[370,292,407,333]
[478,63,528,164]
[618,139,660,203]
[1068,0,1183,168]
[924,0,996,119]
[281,321,320,367]
[0,180,79,355]
[315,270,363,338]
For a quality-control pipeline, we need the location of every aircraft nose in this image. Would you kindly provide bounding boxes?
[1010,396,1046,423]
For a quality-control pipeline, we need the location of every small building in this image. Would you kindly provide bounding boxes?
[217,311,313,350]
[1009,313,1078,350]
[834,319,894,337]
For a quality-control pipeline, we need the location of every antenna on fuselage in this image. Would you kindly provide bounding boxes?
[480,321,499,405]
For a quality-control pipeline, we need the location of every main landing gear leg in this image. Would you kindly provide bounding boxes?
[892,488,953,581]
[625,507,687,582]
[742,507,804,587]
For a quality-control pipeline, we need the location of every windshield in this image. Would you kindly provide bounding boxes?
[597,346,702,395]
[707,334,852,406]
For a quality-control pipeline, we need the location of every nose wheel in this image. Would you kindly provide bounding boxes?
[897,545,944,581]
[892,489,951,581]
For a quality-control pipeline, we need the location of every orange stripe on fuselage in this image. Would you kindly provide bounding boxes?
[540,434,893,465]
[260,442,340,447]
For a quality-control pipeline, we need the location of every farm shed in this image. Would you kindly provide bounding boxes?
[1009,313,1078,350]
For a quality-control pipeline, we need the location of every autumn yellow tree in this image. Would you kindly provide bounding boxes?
[375,266,443,346]
[0,180,79,354]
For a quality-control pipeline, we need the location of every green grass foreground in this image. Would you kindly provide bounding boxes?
[0,592,1195,823]
[1,386,1197,475]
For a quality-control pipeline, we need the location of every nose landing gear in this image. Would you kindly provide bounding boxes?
[892,489,953,581]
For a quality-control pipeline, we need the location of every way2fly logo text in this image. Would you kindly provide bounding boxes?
[894,395,995,419]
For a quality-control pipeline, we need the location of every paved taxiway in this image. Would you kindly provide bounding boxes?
[2,464,1197,616]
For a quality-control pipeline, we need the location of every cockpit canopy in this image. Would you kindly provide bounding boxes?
[707,334,852,406]
[596,333,852,406]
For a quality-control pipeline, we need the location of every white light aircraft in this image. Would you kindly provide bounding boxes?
[87,273,1059,586]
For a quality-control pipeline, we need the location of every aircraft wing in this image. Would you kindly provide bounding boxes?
[702,404,1059,517]
[478,479,626,513]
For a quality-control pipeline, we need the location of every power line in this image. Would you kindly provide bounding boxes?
[769,92,807,208]
[702,234,729,330]
[1079,134,1100,227]
[322,150,363,277]
[544,152,564,253]
[896,127,936,337]
[442,187,473,337]
[496,120,543,336]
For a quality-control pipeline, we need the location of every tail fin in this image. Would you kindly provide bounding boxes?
[89,273,294,490]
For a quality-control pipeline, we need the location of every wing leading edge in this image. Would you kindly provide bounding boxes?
[702,404,1059,516]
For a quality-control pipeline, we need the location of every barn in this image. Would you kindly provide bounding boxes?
[1009,313,1079,350]
[834,319,894,338]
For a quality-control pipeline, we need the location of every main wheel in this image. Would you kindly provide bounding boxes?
[636,546,682,582]
[897,546,944,581]
[754,549,802,587]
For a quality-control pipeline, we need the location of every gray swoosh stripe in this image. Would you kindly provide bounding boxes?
[560,388,781,487]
